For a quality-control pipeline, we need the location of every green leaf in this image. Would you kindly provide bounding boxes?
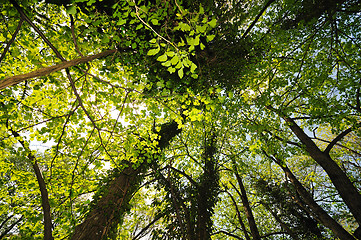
[178,22,191,32]
[157,54,168,62]
[175,61,183,69]
[190,62,197,72]
[168,67,176,73]
[151,19,159,25]
[66,5,77,15]
[208,19,217,28]
[117,18,127,25]
[147,47,160,56]
[206,35,215,42]
[170,55,179,65]
[178,68,184,78]
[166,51,175,57]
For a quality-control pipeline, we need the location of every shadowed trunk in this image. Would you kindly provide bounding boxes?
[265,152,357,240]
[267,106,361,227]
[70,121,181,240]
[232,166,261,240]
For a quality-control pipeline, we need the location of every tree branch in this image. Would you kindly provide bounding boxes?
[263,151,356,240]
[241,0,276,39]
[132,212,165,240]
[0,18,23,63]
[0,216,23,239]
[212,230,245,240]
[168,165,198,186]
[324,123,360,155]
[8,129,53,240]
[10,0,65,61]
[0,49,116,90]
[224,188,251,240]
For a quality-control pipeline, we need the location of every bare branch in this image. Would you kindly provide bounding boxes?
[168,165,198,186]
[0,18,23,63]
[241,0,276,39]
[212,230,245,240]
[10,0,65,61]
[0,49,116,90]
[132,212,165,240]
[8,129,53,240]
[324,124,360,155]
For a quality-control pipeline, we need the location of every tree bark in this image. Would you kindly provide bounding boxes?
[70,165,143,240]
[268,154,357,240]
[0,49,116,90]
[282,116,361,225]
[232,166,261,240]
[267,106,361,226]
[9,130,53,240]
[71,121,181,240]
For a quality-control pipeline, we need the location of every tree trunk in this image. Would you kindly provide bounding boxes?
[71,121,181,240]
[232,165,261,240]
[270,155,357,240]
[267,106,361,226]
[70,165,143,240]
[9,129,53,240]
[282,116,361,226]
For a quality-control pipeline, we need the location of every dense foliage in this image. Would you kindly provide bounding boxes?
[0,0,361,239]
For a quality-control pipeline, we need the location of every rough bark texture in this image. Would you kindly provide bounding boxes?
[233,168,261,240]
[71,121,181,240]
[0,50,116,90]
[277,161,356,240]
[10,130,53,240]
[70,165,142,240]
[282,116,361,226]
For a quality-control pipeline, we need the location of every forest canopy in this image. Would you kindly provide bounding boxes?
[0,0,361,239]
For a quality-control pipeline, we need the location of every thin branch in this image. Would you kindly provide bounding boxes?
[260,231,290,238]
[8,129,53,240]
[224,188,251,240]
[70,15,84,57]
[168,165,198,186]
[0,214,15,231]
[241,0,276,39]
[10,0,65,61]
[0,216,23,239]
[212,230,245,240]
[133,0,178,50]
[265,130,302,148]
[324,123,360,154]
[0,18,23,63]
[132,212,165,240]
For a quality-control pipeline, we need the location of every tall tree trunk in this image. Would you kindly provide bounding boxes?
[283,116,361,225]
[267,153,357,240]
[71,121,181,240]
[267,106,361,226]
[262,202,300,240]
[9,129,53,240]
[196,134,219,240]
[231,166,261,240]
[70,165,144,240]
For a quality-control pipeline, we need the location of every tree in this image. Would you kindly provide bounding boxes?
[1,0,361,239]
